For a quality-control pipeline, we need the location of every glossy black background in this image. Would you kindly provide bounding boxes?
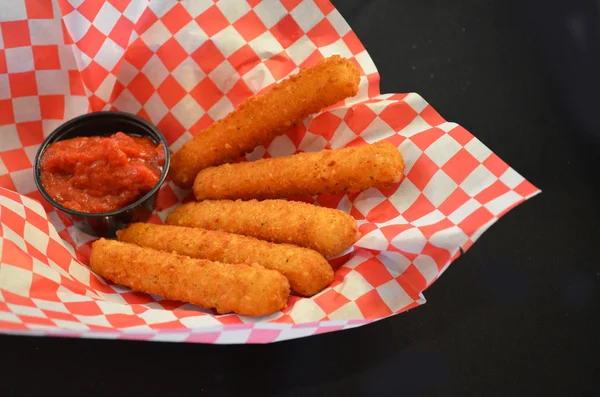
[1,1,598,395]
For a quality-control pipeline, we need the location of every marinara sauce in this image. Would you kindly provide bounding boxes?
[40,132,165,213]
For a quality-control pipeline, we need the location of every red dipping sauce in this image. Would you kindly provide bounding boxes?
[40,132,165,213]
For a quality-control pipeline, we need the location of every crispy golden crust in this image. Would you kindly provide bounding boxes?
[90,239,290,316]
[169,55,361,188]
[117,223,333,297]
[166,200,360,258]
[193,142,405,201]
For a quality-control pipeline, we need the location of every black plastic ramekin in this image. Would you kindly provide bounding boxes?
[33,111,170,237]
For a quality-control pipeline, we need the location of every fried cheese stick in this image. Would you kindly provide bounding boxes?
[90,238,290,316]
[193,141,405,200]
[169,55,361,188]
[166,200,360,258]
[117,223,333,297]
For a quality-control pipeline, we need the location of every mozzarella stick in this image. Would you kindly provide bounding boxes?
[90,238,289,316]
[193,141,405,200]
[117,223,333,297]
[166,200,360,258]
[169,55,360,188]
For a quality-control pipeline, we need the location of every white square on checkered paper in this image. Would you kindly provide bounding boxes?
[377,280,413,312]
[172,57,206,91]
[361,117,396,143]
[396,115,431,138]
[499,168,525,189]
[356,228,389,251]
[181,0,212,18]
[391,227,426,254]
[319,39,353,59]
[404,92,429,114]
[411,209,445,227]
[430,226,470,252]
[0,312,20,324]
[94,73,117,102]
[249,31,285,61]
[12,169,36,195]
[286,35,317,65]
[207,96,234,121]
[298,132,327,152]
[241,62,274,94]
[147,0,171,18]
[32,258,61,284]
[144,92,169,124]
[0,75,9,100]
[141,55,169,88]
[0,264,32,296]
[267,135,296,157]
[354,51,378,75]
[327,9,351,35]
[94,38,123,71]
[29,19,63,45]
[139,309,178,325]
[63,10,92,42]
[209,61,240,94]
[448,198,480,224]
[0,125,21,151]
[464,137,492,162]
[290,0,325,31]
[171,94,204,129]
[116,60,138,85]
[437,122,459,133]
[175,21,209,54]
[389,179,420,213]
[328,302,364,321]
[217,0,251,23]
[74,314,112,328]
[484,191,522,216]
[328,121,356,149]
[423,169,457,207]
[212,25,246,58]
[354,188,386,216]
[7,303,46,318]
[460,164,496,197]
[288,298,327,323]
[413,255,438,285]
[0,0,26,21]
[424,134,462,167]
[398,140,423,173]
[141,20,172,50]
[36,70,69,95]
[112,89,142,114]
[12,97,41,123]
[93,2,121,35]
[6,47,34,73]
[333,270,374,301]
[378,251,411,277]
[253,0,288,28]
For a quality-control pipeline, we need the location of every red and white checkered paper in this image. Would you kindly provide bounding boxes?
[0,0,539,344]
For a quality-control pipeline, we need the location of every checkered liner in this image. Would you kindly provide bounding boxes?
[0,0,539,344]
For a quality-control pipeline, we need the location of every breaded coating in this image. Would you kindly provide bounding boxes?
[117,223,333,297]
[193,141,405,200]
[90,239,290,316]
[166,200,360,258]
[169,55,361,188]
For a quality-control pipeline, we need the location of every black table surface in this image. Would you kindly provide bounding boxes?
[1,1,598,396]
